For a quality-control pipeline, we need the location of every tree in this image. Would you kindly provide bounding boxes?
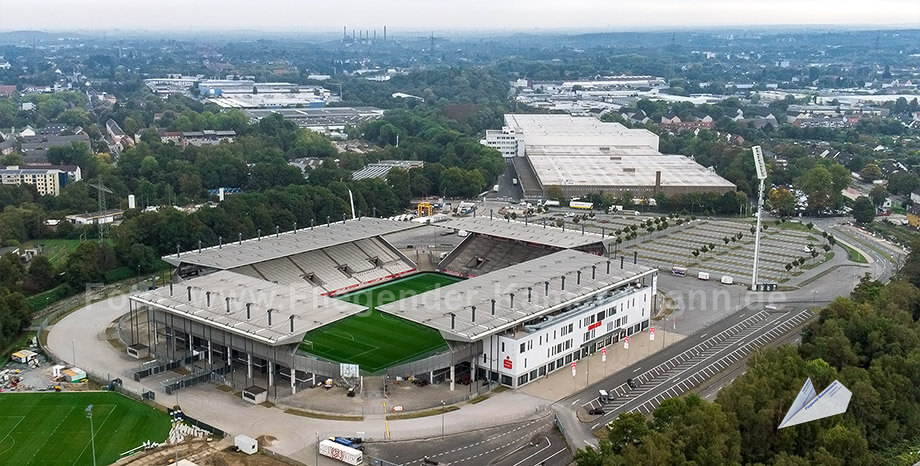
[852,196,875,224]
[868,185,888,207]
[859,163,883,181]
[768,187,797,217]
[22,255,56,293]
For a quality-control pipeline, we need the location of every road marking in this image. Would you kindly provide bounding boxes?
[632,366,642,372]
[511,437,550,466]
[571,398,581,406]
[699,333,707,338]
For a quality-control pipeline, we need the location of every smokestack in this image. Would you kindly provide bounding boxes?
[290,315,295,333]
[491,299,495,315]
[471,306,476,323]
[225,297,230,313]
[206,291,211,307]
[246,303,251,320]
[187,286,192,302]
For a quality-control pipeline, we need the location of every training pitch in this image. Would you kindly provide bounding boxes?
[301,273,462,373]
[0,391,172,465]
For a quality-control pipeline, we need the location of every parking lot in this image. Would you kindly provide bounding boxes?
[580,307,814,428]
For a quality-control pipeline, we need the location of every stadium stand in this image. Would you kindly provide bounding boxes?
[439,235,556,277]
[226,236,415,294]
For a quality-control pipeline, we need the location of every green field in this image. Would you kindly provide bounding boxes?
[0,392,172,465]
[22,239,87,267]
[301,273,462,373]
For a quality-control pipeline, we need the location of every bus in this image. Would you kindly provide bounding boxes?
[671,266,687,277]
[570,201,594,210]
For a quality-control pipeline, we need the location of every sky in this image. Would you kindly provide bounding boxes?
[0,0,918,33]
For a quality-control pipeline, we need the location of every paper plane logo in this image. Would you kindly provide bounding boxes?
[778,378,853,429]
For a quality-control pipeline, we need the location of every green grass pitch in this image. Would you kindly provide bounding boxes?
[301,273,462,373]
[0,392,172,465]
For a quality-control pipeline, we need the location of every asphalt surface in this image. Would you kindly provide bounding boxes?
[366,415,571,466]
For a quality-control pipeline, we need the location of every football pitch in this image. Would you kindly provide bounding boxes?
[301,273,462,373]
[0,392,172,465]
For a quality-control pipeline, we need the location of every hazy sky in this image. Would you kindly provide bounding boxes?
[0,0,918,33]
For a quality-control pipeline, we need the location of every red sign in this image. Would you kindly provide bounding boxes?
[602,348,607,355]
[588,321,602,331]
[571,362,576,369]
[503,357,512,369]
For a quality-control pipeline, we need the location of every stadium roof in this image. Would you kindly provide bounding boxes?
[439,217,606,249]
[131,270,365,346]
[163,217,419,270]
[379,249,654,341]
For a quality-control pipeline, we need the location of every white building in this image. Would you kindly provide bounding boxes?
[480,114,660,160]
[0,166,66,196]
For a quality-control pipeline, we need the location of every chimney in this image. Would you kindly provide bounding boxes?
[655,170,661,195]
[450,313,455,330]
[510,293,515,309]
[290,315,295,333]
[577,270,581,285]
[491,299,496,315]
[527,287,532,302]
[225,297,230,313]
[545,281,549,296]
[607,260,611,274]
[471,306,476,323]
[169,282,173,296]
[267,309,273,327]
[592,265,596,279]
[246,303,251,320]
[561,276,566,290]
[186,286,192,302]
[206,291,211,307]
[634,251,638,264]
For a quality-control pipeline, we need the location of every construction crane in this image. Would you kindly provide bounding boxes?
[87,180,113,241]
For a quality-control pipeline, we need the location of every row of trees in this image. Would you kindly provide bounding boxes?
[578,268,920,465]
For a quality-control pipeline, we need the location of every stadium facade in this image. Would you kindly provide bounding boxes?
[481,113,736,198]
[126,217,656,395]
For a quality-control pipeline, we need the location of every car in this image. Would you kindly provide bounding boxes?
[588,407,605,415]
[627,378,639,389]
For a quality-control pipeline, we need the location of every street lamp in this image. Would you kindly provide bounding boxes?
[85,405,97,466]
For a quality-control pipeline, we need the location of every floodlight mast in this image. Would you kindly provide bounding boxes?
[751,146,767,290]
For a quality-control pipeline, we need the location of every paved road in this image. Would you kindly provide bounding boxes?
[366,415,571,466]
[552,305,814,450]
[582,308,813,426]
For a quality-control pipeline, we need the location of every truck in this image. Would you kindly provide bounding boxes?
[493,184,500,192]
[697,272,710,281]
[569,201,594,210]
[542,200,560,207]
[319,439,363,465]
[331,437,362,450]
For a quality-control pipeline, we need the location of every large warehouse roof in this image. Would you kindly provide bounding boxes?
[131,271,365,346]
[440,217,606,249]
[526,146,736,190]
[504,114,659,149]
[163,217,418,270]
[379,249,654,341]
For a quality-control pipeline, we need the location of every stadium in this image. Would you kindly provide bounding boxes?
[126,216,656,399]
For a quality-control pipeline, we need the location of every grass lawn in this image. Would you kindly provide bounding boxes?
[868,221,920,247]
[22,239,89,267]
[0,392,172,465]
[300,273,462,373]
[840,243,868,263]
